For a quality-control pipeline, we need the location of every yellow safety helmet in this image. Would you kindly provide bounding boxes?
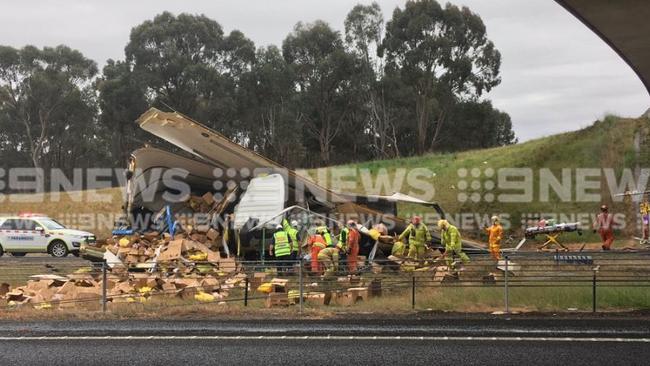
[437,219,449,230]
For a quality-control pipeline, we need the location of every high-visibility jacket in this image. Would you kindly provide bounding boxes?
[337,227,349,251]
[283,219,299,252]
[441,225,462,250]
[641,202,650,215]
[392,241,406,256]
[317,247,339,262]
[399,223,432,247]
[272,230,291,257]
[317,226,333,247]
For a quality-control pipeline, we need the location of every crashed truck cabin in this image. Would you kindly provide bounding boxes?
[124,108,484,259]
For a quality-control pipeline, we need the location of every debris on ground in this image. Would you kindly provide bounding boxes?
[0,259,243,310]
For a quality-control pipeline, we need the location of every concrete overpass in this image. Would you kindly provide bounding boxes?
[556,0,650,95]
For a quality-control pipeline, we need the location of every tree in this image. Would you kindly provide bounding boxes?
[345,2,383,68]
[239,46,305,167]
[0,45,98,171]
[124,12,256,139]
[380,0,502,154]
[344,3,402,159]
[96,59,148,167]
[437,100,517,151]
[283,21,357,165]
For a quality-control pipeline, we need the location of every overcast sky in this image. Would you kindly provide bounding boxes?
[1,0,648,141]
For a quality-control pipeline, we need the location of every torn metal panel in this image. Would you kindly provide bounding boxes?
[127,147,218,215]
[233,174,286,230]
[338,192,445,218]
[136,108,343,210]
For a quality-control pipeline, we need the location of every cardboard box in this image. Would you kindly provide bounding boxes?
[265,292,289,308]
[200,278,220,292]
[220,257,237,273]
[305,292,326,306]
[270,278,289,293]
[206,228,220,241]
[347,287,369,302]
[334,291,356,306]
[250,272,267,289]
[157,239,183,262]
[202,192,215,206]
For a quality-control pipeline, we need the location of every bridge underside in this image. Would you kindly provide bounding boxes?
[556,0,650,95]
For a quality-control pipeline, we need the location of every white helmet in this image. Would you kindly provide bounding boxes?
[276,224,283,230]
[291,220,299,228]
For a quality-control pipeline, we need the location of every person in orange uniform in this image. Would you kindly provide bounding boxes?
[345,220,361,272]
[307,232,328,274]
[593,204,614,251]
[484,215,503,260]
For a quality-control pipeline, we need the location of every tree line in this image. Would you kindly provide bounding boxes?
[0,0,516,179]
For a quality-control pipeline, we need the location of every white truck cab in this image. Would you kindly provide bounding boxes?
[0,214,96,258]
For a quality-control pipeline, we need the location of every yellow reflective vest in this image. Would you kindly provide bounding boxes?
[273,230,291,257]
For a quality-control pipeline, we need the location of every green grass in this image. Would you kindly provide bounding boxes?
[321,284,650,313]
[304,116,650,242]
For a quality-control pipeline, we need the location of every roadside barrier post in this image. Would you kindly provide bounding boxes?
[411,275,416,310]
[504,256,509,314]
[244,277,249,307]
[299,259,304,314]
[101,261,107,313]
[592,269,597,313]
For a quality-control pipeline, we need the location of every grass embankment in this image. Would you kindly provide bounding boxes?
[303,116,650,244]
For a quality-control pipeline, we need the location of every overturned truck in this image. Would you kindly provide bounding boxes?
[100,108,485,261]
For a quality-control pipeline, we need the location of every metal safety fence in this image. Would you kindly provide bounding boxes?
[1,252,650,313]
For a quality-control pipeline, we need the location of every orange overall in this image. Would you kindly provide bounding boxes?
[485,224,503,260]
[594,213,614,250]
[346,228,361,272]
[308,234,327,274]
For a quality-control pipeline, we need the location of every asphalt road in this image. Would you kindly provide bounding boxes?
[0,318,648,365]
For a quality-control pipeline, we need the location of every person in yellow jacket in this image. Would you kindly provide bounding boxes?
[438,219,470,268]
[399,216,432,259]
[484,216,503,260]
[283,219,301,259]
[391,240,406,257]
[270,224,292,273]
[317,226,333,247]
[317,247,339,275]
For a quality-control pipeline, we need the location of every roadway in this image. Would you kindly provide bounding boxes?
[0,318,648,365]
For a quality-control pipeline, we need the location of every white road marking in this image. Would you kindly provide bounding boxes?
[0,335,648,343]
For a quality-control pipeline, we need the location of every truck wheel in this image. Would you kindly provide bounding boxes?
[0,244,3,257]
[49,241,69,258]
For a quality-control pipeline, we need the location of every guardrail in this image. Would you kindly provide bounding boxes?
[1,252,650,314]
